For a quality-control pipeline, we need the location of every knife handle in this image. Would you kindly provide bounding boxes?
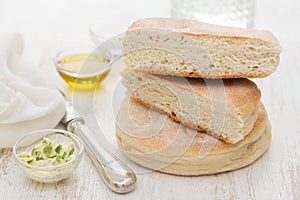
[68,120,137,194]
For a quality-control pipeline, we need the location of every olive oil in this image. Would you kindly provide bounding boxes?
[56,53,110,90]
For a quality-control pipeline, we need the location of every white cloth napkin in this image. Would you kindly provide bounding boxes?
[0,33,65,148]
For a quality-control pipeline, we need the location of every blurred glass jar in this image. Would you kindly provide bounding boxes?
[171,0,255,28]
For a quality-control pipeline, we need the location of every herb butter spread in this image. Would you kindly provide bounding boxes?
[18,137,75,166]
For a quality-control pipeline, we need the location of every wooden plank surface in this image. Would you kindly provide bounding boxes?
[0,0,299,199]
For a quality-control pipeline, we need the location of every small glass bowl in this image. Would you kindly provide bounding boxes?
[89,19,127,45]
[54,46,112,90]
[12,129,84,183]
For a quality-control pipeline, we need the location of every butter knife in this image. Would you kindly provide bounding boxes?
[60,94,137,193]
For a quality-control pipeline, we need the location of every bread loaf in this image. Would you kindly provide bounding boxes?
[116,98,271,175]
[123,18,282,78]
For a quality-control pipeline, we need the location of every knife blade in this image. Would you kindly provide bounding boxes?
[60,93,136,194]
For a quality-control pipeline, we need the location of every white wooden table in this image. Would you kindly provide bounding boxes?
[1,0,299,199]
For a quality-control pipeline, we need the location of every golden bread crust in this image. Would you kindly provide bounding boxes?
[128,17,281,49]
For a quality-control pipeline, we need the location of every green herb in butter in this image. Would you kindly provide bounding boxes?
[18,137,75,167]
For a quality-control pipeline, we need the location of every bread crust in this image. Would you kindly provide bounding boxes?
[127,17,281,49]
[118,127,271,176]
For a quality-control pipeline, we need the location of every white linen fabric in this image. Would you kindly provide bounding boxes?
[0,33,65,148]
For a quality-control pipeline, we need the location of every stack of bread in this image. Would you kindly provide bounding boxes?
[116,18,282,175]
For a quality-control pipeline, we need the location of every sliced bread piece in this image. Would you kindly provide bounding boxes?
[121,69,261,144]
[123,17,282,78]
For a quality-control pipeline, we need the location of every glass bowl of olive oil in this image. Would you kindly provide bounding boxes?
[54,46,111,90]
